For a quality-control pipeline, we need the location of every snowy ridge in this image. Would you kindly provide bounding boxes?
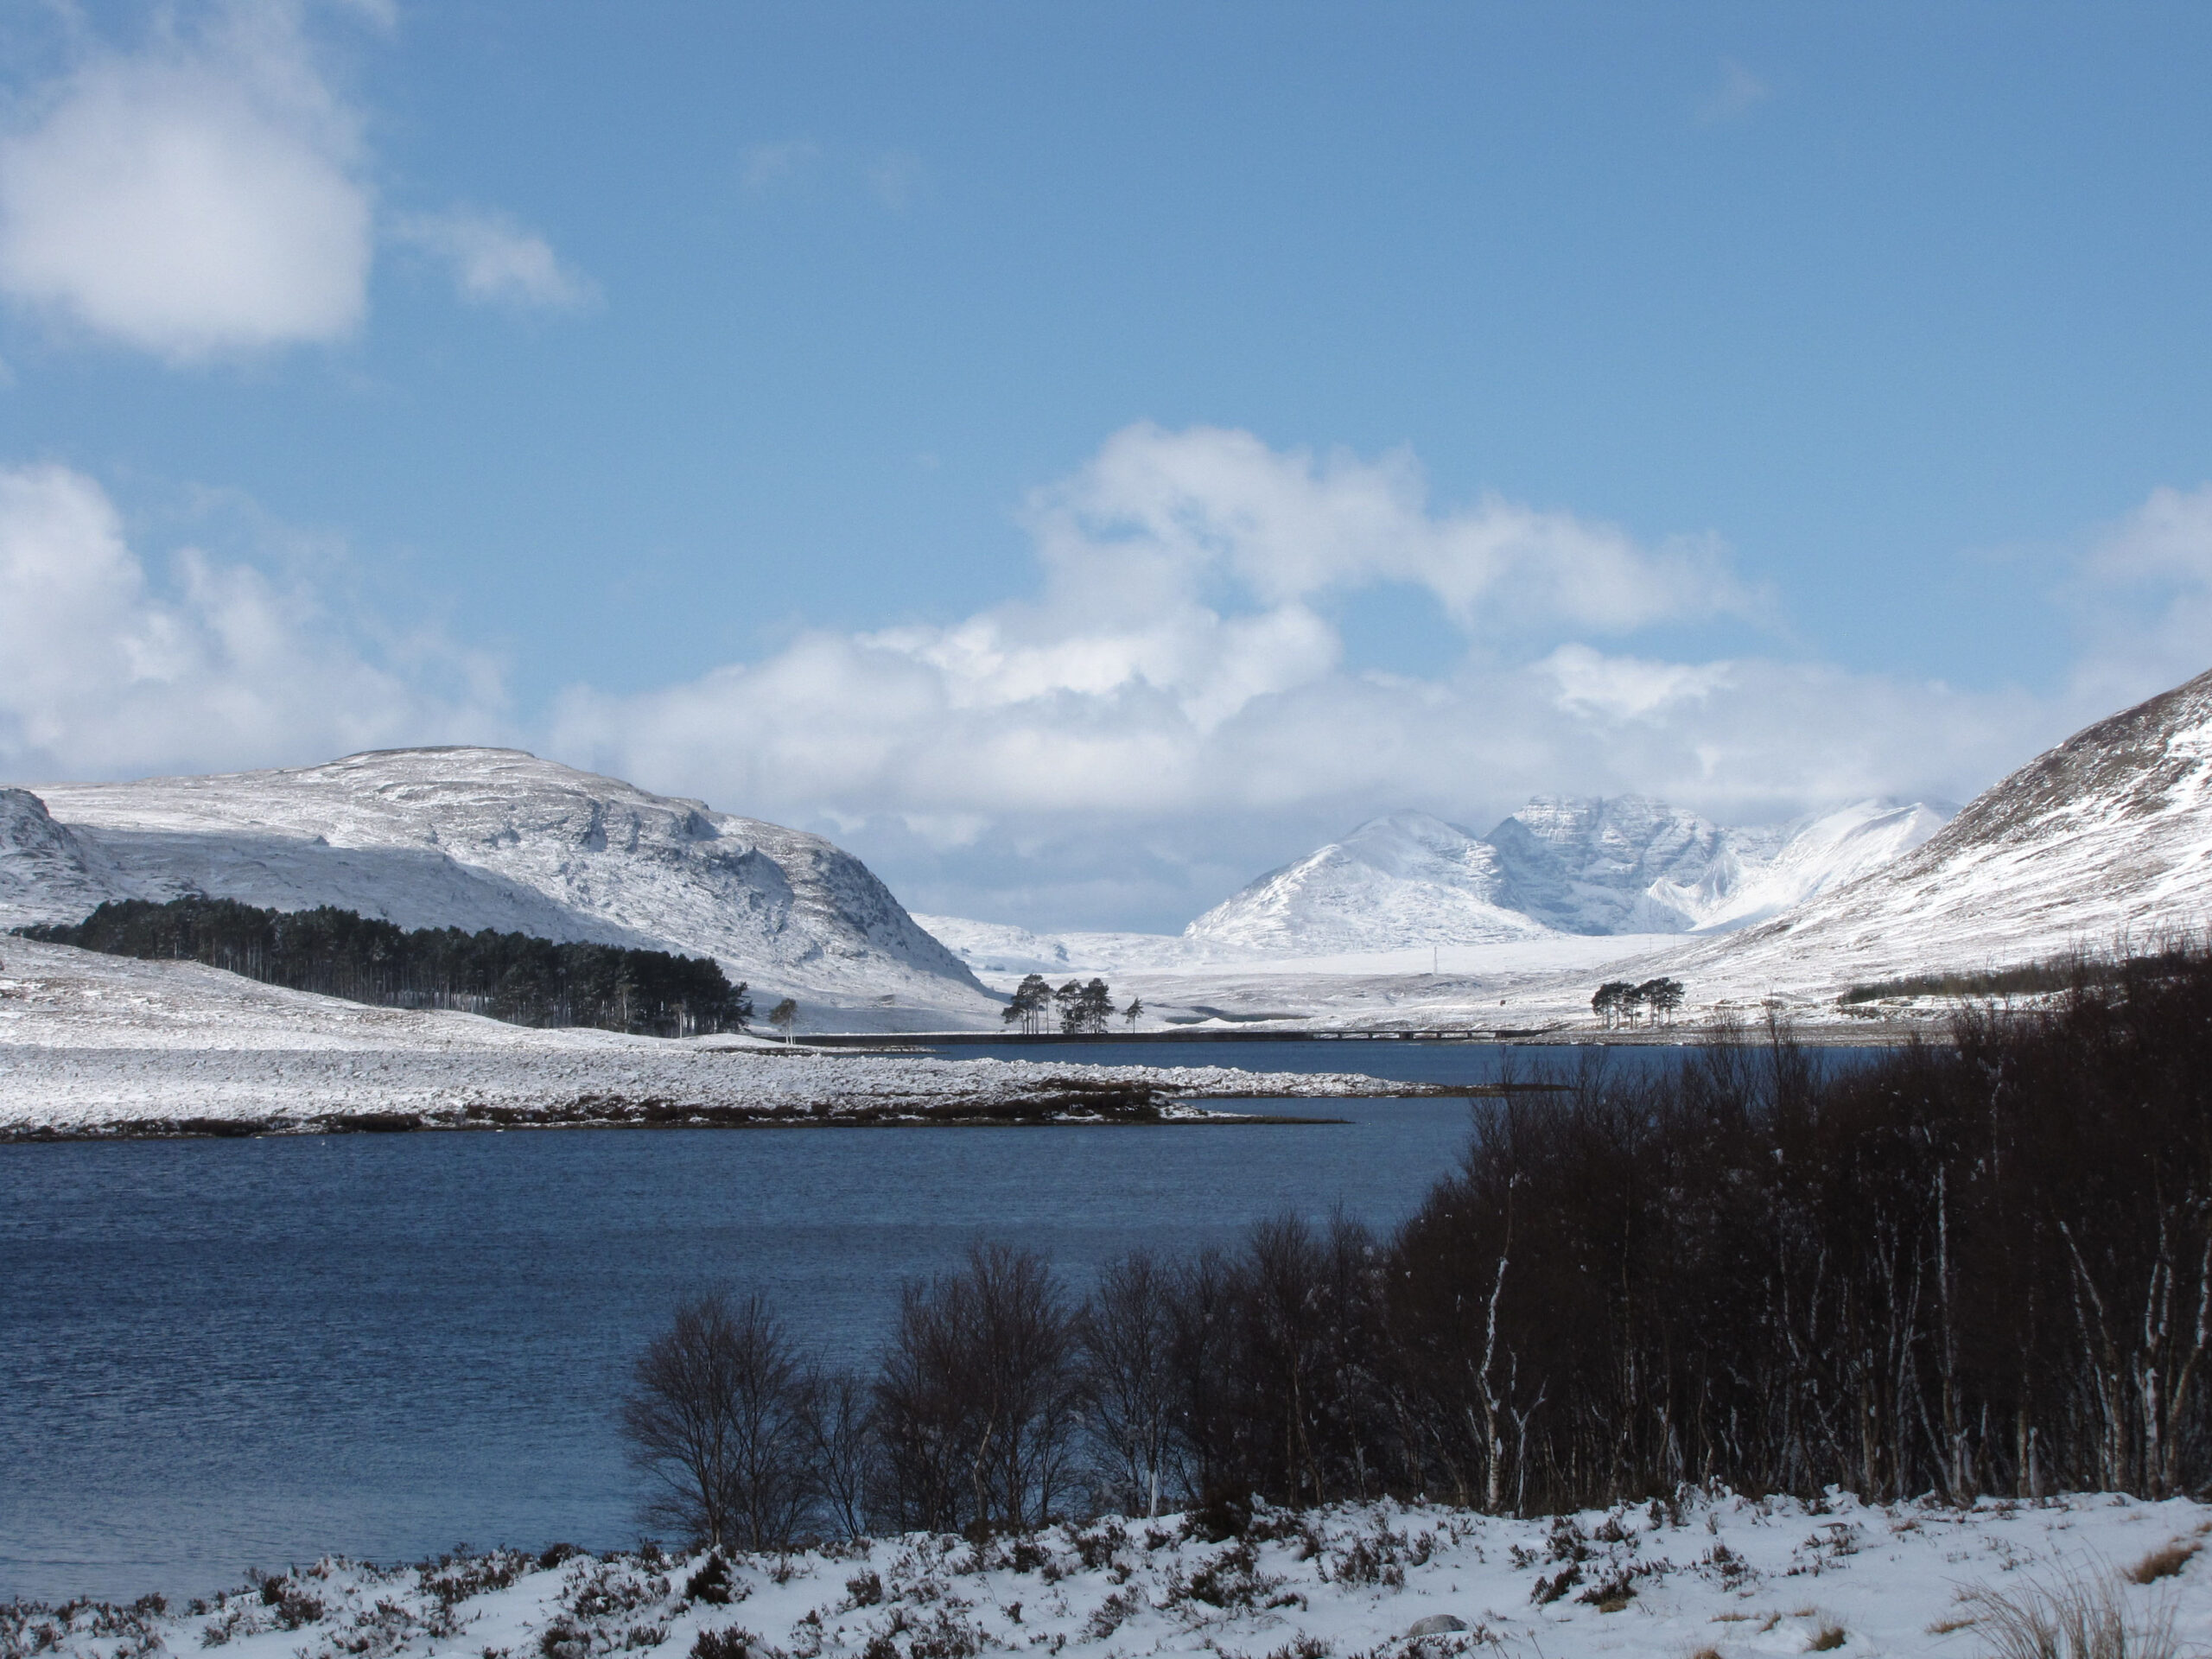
[1656,798,1954,931]
[12,748,994,1022]
[0,788,120,927]
[10,1492,2209,1657]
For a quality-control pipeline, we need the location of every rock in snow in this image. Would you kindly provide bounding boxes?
[10,748,993,1025]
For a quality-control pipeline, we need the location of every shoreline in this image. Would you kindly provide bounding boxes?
[806,1019,1936,1050]
[0,1102,1367,1142]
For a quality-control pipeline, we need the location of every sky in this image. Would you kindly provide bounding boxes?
[2,1,2210,931]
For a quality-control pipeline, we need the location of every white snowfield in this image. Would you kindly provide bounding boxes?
[3,748,996,1028]
[9,1493,2209,1659]
[0,941,1409,1138]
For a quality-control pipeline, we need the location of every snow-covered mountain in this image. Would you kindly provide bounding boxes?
[1175,796,1950,957]
[1183,812,1552,955]
[1699,666,2212,988]
[8,748,992,1021]
[1484,796,1737,933]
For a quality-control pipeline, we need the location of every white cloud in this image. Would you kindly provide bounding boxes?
[0,462,504,779]
[1698,58,1773,126]
[1542,644,1731,721]
[543,425,2042,887]
[391,207,596,312]
[0,2,372,360]
[868,151,928,213]
[740,139,820,195]
[2069,482,2212,710]
[0,3,593,359]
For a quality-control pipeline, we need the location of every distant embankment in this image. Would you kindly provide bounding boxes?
[16,896,752,1039]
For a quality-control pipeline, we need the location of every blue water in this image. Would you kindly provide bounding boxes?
[0,1040,1885,1606]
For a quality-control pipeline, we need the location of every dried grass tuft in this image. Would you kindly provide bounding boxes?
[2124,1543,2197,1586]
[1955,1567,2180,1659]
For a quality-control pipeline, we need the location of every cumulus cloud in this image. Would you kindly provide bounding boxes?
[5,423,2192,929]
[2071,482,2212,709]
[0,462,504,779]
[0,2,592,359]
[0,2,372,360]
[391,207,596,311]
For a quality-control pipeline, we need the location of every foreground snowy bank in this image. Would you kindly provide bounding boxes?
[0,942,1421,1139]
[8,1494,2209,1659]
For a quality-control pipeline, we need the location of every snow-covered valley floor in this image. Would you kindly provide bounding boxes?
[9,1494,2209,1659]
[0,941,1432,1139]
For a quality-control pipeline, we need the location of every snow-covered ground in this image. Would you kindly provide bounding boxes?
[10,1493,2209,1659]
[0,940,1423,1138]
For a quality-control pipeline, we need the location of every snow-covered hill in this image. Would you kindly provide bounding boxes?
[9,748,994,1025]
[1693,665,2212,992]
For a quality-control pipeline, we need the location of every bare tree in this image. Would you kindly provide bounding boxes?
[798,1364,877,1539]
[1079,1250,1180,1516]
[620,1290,815,1550]
[874,1243,1081,1533]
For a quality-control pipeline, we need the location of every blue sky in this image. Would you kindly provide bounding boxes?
[2,2,2210,929]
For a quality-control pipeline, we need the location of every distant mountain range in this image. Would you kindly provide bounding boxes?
[0,748,992,1026]
[918,793,1954,975]
[1184,796,1952,954]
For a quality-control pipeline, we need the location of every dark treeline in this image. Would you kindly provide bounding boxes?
[1839,940,2202,1005]
[630,950,2212,1547]
[17,896,751,1038]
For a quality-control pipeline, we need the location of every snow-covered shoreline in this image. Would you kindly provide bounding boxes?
[0,940,1440,1140]
[7,1492,2208,1659]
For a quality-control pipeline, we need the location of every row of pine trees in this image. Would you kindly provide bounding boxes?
[1001,973,1141,1033]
